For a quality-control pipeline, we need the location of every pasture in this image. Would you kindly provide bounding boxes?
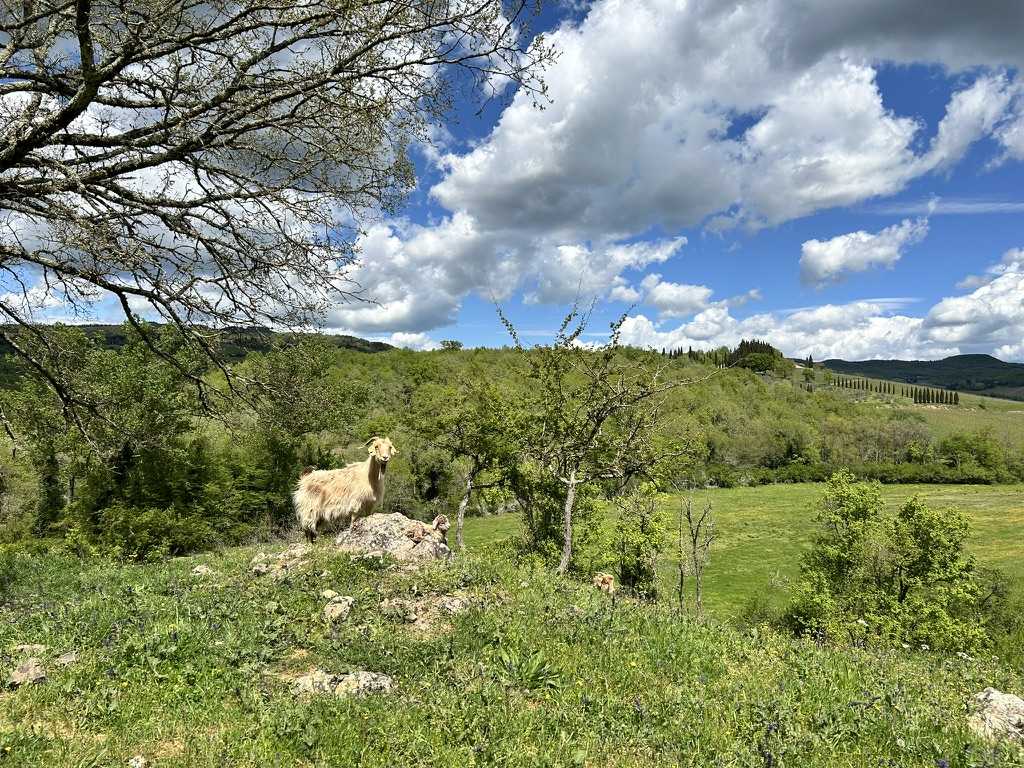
[463,483,1024,616]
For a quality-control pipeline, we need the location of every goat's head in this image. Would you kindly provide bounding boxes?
[366,436,398,466]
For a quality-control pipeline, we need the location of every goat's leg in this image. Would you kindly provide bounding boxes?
[304,528,316,545]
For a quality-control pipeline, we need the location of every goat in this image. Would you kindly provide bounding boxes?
[294,437,398,543]
[593,572,616,596]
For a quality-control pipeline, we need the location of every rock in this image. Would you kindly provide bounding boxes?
[13,644,46,656]
[292,668,393,698]
[323,595,354,622]
[968,688,1024,745]
[55,651,78,667]
[381,598,418,623]
[335,513,452,563]
[437,595,470,615]
[190,564,214,577]
[9,657,45,686]
[250,543,310,579]
[333,670,394,697]
[321,589,339,600]
[128,756,149,768]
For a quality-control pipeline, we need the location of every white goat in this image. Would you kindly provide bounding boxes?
[294,437,398,543]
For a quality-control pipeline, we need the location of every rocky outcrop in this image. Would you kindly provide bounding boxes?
[334,513,451,562]
[291,668,394,698]
[968,688,1024,745]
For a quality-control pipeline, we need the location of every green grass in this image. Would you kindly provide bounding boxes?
[797,367,1024,450]
[2,541,1023,767]
[465,483,1024,616]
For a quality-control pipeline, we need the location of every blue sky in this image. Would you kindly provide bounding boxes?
[317,0,1024,361]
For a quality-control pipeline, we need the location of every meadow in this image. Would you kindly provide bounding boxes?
[464,483,1024,616]
[2,538,1023,767]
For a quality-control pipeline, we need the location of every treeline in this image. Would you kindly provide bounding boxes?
[0,323,1021,561]
[664,339,793,375]
[833,377,960,405]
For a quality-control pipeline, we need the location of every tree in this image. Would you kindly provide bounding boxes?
[677,495,715,616]
[785,471,989,651]
[0,0,554,437]
[440,340,464,351]
[501,306,677,574]
[417,377,516,549]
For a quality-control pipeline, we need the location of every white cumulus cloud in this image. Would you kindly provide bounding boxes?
[800,217,929,285]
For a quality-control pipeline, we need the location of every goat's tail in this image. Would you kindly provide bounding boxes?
[292,482,319,535]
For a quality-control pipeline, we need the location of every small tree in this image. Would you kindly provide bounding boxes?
[613,484,666,599]
[785,471,989,651]
[501,306,676,573]
[677,496,715,616]
[418,378,517,549]
[440,340,464,351]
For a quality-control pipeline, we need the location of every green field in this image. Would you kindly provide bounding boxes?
[799,367,1024,450]
[464,483,1024,615]
[2,537,1023,766]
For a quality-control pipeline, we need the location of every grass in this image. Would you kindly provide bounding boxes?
[2,541,1023,767]
[795,367,1024,450]
[464,483,1024,617]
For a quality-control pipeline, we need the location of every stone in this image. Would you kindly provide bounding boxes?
[968,688,1024,745]
[55,651,78,667]
[190,564,214,577]
[9,658,45,686]
[335,513,452,563]
[321,589,339,600]
[13,643,46,656]
[323,595,355,622]
[437,595,470,615]
[292,668,393,698]
[381,598,418,623]
[128,756,149,768]
[250,543,310,579]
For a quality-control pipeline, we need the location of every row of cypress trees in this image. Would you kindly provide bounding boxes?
[834,376,959,405]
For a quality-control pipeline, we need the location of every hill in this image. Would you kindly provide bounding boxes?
[0,324,392,388]
[823,354,1024,401]
[1,540,1022,766]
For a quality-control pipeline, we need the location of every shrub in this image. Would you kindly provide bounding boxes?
[94,503,214,561]
[783,471,989,652]
[612,484,666,599]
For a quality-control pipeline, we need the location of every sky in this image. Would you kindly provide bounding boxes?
[320,0,1024,361]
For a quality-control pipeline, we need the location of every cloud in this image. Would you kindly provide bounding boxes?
[642,275,714,318]
[922,249,1024,351]
[317,0,1024,336]
[800,217,929,285]
[870,199,1024,215]
[620,248,1024,361]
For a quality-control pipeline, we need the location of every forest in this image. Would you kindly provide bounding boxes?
[1,320,1020,564]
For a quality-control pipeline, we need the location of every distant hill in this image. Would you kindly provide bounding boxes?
[0,324,392,388]
[823,354,1024,401]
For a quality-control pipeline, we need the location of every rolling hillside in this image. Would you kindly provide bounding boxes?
[823,354,1024,401]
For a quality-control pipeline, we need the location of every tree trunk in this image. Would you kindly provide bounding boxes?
[557,470,577,575]
[456,468,475,551]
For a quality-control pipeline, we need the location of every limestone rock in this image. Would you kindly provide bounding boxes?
[321,589,339,600]
[190,564,214,578]
[9,657,45,686]
[55,651,78,667]
[437,595,470,615]
[381,598,418,623]
[968,688,1024,745]
[324,595,355,622]
[128,756,149,768]
[13,643,46,656]
[334,513,451,563]
[292,668,393,698]
[250,543,310,579]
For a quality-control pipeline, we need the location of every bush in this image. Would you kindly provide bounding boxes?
[612,485,666,599]
[93,503,215,561]
[783,471,990,652]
